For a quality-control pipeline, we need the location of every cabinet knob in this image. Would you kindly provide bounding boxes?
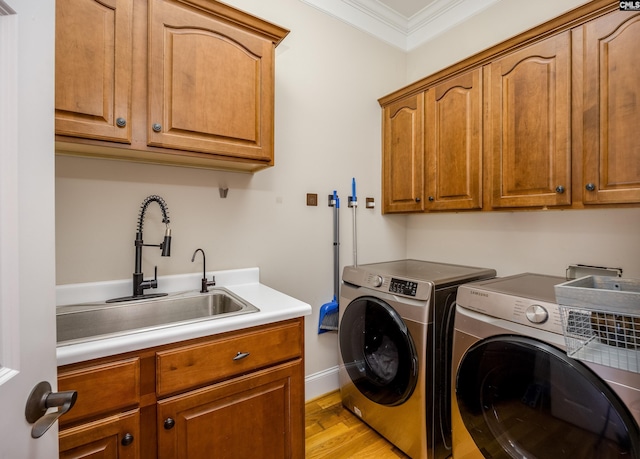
[428,196,434,202]
[415,197,421,203]
[555,185,565,194]
[164,418,175,430]
[152,123,162,133]
[585,183,596,192]
[116,117,127,128]
[121,433,134,446]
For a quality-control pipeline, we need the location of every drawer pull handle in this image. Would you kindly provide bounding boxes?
[233,351,250,361]
[121,433,134,446]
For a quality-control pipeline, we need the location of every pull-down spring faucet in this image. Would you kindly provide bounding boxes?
[107,195,172,303]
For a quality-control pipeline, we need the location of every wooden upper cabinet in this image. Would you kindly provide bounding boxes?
[486,31,572,209]
[147,0,275,161]
[55,0,289,172]
[55,0,133,143]
[580,10,640,204]
[382,93,425,213]
[425,68,483,211]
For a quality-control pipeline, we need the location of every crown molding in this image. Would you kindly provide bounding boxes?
[300,0,501,51]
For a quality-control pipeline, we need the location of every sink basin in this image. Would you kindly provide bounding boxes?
[56,288,259,345]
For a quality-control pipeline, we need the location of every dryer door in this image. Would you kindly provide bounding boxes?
[339,296,418,406]
[456,336,640,458]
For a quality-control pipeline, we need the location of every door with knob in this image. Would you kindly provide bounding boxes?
[581,10,640,205]
[487,31,572,209]
[425,68,483,211]
[381,92,425,213]
[0,1,61,456]
[54,0,133,143]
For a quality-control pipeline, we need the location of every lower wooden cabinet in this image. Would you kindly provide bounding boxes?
[157,360,303,459]
[58,318,305,459]
[59,410,140,459]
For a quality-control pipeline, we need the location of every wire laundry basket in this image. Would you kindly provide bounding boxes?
[555,276,640,374]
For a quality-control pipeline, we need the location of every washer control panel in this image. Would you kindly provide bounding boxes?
[389,278,418,297]
[342,266,433,301]
[456,273,565,335]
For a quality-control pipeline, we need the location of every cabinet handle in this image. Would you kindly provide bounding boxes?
[428,196,434,202]
[121,433,134,446]
[152,123,162,133]
[585,183,596,192]
[415,197,421,203]
[116,117,126,128]
[555,185,565,194]
[233,351,250,361]
[164,418,175,430]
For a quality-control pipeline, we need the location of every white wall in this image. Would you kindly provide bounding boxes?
[406,0,592,81]
[406,209,640,279]
[55,0,407,382]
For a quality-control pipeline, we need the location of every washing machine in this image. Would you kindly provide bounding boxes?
[339,259,496,459]
[452,273,640,459]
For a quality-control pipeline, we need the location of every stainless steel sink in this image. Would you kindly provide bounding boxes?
[56,288,259,345]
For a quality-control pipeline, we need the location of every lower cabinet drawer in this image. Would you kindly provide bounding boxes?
[156,319,303,396]
[58,358,140,425]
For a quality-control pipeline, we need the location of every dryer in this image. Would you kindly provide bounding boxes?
[339,260,495,459]
[452,273,640,459]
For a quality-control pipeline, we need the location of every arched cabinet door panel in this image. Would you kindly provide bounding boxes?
[581,10,640,205]
[486,32,572,209]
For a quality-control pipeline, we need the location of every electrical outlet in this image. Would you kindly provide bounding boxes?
[306,193,318,206]
[366,197,375,209]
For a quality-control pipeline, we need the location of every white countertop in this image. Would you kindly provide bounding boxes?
[56,268,312,366]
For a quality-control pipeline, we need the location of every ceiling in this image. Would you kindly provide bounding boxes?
[300,0,501,51]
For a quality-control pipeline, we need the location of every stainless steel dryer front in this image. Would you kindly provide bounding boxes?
[339,260,495,459]
[452,273,640,459]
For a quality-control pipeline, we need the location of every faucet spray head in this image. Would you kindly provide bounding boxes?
[161,227,172,257]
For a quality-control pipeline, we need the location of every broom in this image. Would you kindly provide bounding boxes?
[318,190,340,333]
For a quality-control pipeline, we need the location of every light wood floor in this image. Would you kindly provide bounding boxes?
[305,391,410,458]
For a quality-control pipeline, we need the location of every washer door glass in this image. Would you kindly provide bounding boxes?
[340,296,418,406]
[456,336,640,459]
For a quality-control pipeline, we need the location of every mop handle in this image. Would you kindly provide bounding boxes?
[351,178,357,267]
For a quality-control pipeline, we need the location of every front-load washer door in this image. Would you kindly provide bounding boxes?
[456,336,640,459]
[339,296,418,406]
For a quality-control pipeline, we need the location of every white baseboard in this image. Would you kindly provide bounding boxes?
[305,365,340,401]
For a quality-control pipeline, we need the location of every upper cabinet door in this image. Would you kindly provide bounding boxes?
[382,93,425,213]
[487,31,572,208]
[148,0,275,162]
[425,68,483,211]
[55,0,133,143]
[581,10,640,205]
